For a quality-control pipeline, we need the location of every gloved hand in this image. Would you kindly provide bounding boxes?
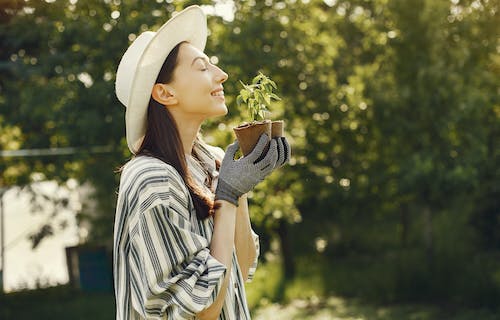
[215,134,278,206]
[273,137,291,169]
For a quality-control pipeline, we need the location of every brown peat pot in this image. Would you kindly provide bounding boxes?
[271,120,284,138]
[233,120,284,156]
[233,120,271,156]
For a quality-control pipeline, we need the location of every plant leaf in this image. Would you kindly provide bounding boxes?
[258,109,266,120]
[269,79,278,89]
[269,93,281,101]
[255,90,266,107]
[236,95,244,106]
[263,92,271,105]
[240,89,250,102]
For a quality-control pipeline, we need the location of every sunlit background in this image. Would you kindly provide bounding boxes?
[1,0,236,294]
[0,0,498,319]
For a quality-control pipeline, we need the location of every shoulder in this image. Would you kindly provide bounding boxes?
[198,142,225,162]
[119,156,188,203]
[122,156,183,184]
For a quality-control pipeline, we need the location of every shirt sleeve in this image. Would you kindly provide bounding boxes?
[128,163,226,319]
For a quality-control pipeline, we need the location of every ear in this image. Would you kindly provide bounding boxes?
[151,83,178,107]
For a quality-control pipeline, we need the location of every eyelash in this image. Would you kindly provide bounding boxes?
[200,61,210,71]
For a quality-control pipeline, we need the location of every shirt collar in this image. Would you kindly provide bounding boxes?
[192,139,218,175]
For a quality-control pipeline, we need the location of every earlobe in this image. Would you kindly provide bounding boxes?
[151,83,178,106]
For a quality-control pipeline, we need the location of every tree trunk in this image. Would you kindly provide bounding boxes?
[423,206,434,266]
[277,219,295,279]
[400,203,409,248]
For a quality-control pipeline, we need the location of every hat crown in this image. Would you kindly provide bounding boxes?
[115,31,156,108]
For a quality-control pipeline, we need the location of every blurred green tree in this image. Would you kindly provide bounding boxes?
[0,0,182,244]
[0,0,498,305]
[206,0,499,302]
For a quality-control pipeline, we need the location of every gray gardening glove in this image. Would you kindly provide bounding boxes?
[273,137,291,169]
[215,134,278,206]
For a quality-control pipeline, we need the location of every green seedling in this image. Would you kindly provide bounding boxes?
[236,72,281,122]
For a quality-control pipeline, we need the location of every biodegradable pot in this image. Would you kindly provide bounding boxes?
[233,120,272,156]
[271,120,284,138]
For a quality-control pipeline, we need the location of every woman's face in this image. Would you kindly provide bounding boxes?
[167,42,228,119]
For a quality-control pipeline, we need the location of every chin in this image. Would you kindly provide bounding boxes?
[213,104,228,117]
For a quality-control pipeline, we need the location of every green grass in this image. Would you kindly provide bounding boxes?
[253,296,500,320]
[0,285,115,320]
[0,257,498,320]
[246,256,500,320]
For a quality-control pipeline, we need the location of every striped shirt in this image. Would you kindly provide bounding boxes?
[113,140,259,320]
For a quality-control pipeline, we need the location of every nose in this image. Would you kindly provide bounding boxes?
[214,65,228,83]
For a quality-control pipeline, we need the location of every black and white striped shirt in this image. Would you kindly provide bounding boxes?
[113,141,259,319]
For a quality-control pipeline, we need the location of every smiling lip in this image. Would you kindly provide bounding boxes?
[211,88,224,99]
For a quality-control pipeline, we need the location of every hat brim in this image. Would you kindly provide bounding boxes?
[125,6,207,154]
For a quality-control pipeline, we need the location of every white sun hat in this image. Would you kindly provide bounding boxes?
[115,5,207,154]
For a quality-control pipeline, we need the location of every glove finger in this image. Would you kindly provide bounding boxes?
[262,159,276,176]
[262,167,274,178]
[269,139,279,167]
[245,133,270,163]
[257,139,278,170]
[281,137,291,165]
[223,140,239,162]
[275,137,285,167]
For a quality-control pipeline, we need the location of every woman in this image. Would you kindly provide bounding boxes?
[113,6,290,320]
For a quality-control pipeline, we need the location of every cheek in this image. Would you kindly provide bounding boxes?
[177,74,209,96]
[179,86,211,111]
[172,72,212,108]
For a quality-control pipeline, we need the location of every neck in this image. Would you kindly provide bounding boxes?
[169,108,203,155]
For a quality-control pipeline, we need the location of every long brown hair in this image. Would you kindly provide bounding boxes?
[137,42,217,219]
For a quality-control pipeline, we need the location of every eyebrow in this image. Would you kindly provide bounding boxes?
[191,56,209,66]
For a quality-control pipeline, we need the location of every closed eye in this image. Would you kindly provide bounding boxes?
[197,61,209,71]
[192,56,211,71]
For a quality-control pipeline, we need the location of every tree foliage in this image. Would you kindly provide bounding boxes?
[1,0,498,305]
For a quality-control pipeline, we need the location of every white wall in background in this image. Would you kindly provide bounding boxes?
[2,182,81,292]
